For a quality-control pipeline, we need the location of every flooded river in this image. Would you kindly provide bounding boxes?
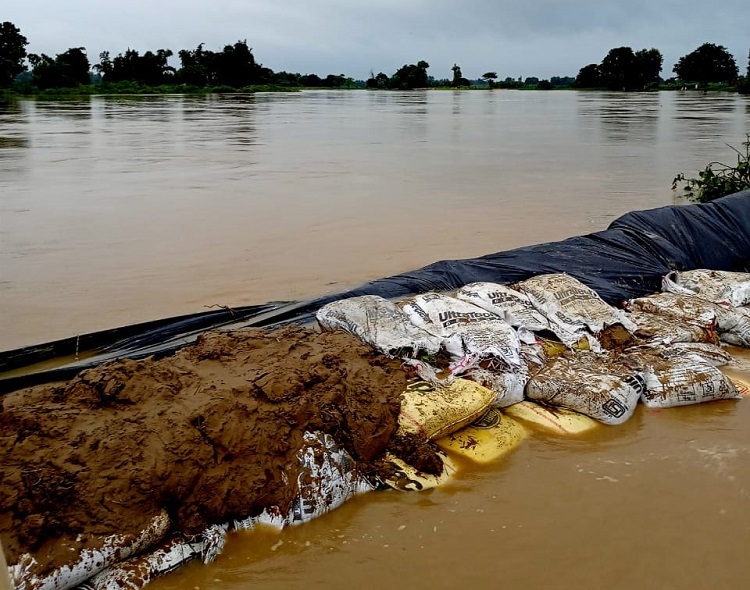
[2,90,750,588]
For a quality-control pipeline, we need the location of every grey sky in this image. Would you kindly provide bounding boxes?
[6,0,749,80]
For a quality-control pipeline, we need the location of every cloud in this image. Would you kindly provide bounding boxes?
[4,0,749,80]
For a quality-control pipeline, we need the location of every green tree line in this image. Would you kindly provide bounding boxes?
[1,21,748,94]
[0,22,358,93]
[574,43,748,92]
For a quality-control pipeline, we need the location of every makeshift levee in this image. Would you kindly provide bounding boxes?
[3,190,750,589]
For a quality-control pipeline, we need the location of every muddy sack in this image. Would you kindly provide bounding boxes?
[626,351,739,409]
[84,431,373,590]
[457,282,574,343]
[400,293,523,370]
[626,309,716,345]
[82,525,227,590]
[9,512,170,590]
[525,352,645,425]
[658,342,733,367]
[628,293,750,347]
[662,269,750,307]
[518,273,636,343]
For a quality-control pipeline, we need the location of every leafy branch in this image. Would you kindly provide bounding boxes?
[672,135,750,202]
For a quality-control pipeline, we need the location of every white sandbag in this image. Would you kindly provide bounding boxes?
[464,367,527,408]
[381,450,458,492]
[713,306,750,347]
[626,309,715,344]
[663,269,750,307]
[631,353,739,408]
[525,352,645,425]
[288,431,374,524]
[658,342,733,367]
[81,525,227,590]
[518,273,636,340]
[233,431,373,529]
[316,295,442,358]
[234,431,374,530]
[9,511,170,590]
[400,293,523,369]
[457,282,576,341]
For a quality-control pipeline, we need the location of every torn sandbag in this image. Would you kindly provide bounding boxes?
[518,273,636,345]
[625,350,739,408]
[457,282,580,346]
[9,511,170,590]
[663,269,750,307]
[525,352,645,425]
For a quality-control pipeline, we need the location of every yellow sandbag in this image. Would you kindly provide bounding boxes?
[721,368,750,397]
[537,336,590,358]
[504,401,599,435]
[398,378,496,440]
[382,450,458,492]
[435,406,527,464]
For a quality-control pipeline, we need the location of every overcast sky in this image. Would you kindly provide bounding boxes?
[5,1,749,80]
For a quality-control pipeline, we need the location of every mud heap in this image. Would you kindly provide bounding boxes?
[0,326,410,578]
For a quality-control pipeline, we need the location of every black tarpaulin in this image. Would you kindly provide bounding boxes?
[2,189,749,393]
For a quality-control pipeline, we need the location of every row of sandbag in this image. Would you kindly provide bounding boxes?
[317,271,750,426]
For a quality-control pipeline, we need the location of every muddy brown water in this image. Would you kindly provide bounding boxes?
[2,90,750,588]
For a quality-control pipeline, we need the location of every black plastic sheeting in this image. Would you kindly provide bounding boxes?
[2,189,749,393]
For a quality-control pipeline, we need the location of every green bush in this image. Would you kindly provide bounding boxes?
[672,135,750,202]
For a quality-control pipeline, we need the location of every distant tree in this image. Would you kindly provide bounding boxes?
[599,46,638,90]
[28,47,90,89]
[366,71,389,89]
[481,71,497,88]
[0,21,28,87]
[550,76,575,87]
[634,48,663,89]
[389,60,429,89]
[96,48,175,85]
[300,73,322,87]
[321,74,353,88]
[536,79,553,90]
[740,50,750,94]
[213,41,263,87]
[451,63,470,87]
[573,63,601,88]
[576,47,662,90]
[176,43,211,86]
[673,43,738,86]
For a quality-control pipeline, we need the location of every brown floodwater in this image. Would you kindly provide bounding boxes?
[2,90,750,589]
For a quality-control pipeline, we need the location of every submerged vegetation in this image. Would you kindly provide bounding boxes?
[672,136,750,202]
